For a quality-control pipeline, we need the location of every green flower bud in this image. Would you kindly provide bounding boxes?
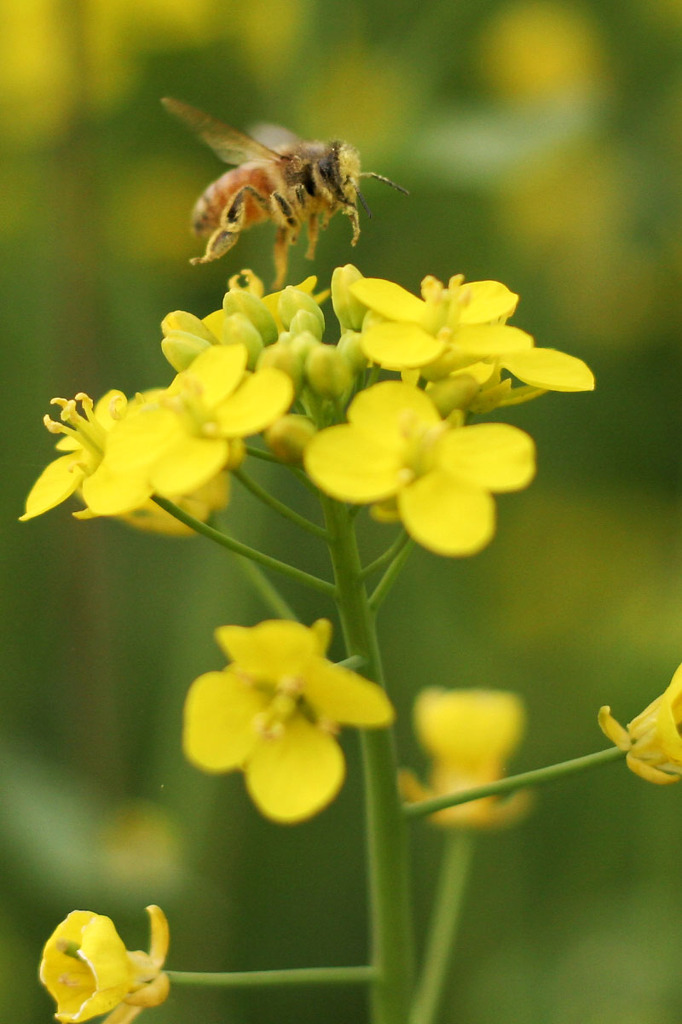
[161,310,218,344]
[265,414,317,464]
[222,312,264,369]
[337,330,367,376]
[427,375,480,417]
[289,308,324,340]
[257,341,304,391]
[278,286,325,336]
[223,289,278,346]
[289,330,321,364]
[331,264,367,331]
[161,331,212,371]
[305,344,354,399]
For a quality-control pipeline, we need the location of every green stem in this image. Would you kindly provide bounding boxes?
[369,537,415,612]
[320,494,414,1024]
[234,468,327,539]
[361,530,411,580]
[152,497,335,597]
[166,966,376,988]
[409,833,475,1024]
[403,747,624,820]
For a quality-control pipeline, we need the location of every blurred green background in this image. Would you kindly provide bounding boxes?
[5,0,682,1021]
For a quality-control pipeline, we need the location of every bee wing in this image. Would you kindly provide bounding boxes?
[161,97,281,165]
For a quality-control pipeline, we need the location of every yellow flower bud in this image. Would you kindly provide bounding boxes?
[265,414,317,463]
[161,331,212,371]
[426,375,480,416]
[289,307,325,339]
[257,340,304,390]
[331,264,368,330]
[337,330,368,375]
[305,344,354,399]
[161,310,218,344]
[223,288,279,345]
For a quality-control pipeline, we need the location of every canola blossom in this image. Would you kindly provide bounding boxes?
[401,688,528,827]
[599,663,682,784]
[304,380,536,556]
[39,905,169,1024]
[183,619,395,822]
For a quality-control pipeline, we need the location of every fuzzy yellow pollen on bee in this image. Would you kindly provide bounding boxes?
[162,97,408,288]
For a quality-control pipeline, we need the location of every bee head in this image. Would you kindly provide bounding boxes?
[318,143,361,204]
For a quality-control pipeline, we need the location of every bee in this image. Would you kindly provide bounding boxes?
[162,97,408,288]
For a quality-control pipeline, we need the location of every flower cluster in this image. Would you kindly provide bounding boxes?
[40,905,169,1024]
[183,618,394,822]
[22,265,594,559]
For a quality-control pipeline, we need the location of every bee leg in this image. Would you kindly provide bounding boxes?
[272,228,290,289]
[271,191,299,242]
[190,185,267,265]
[346,203,361,246]
[305,215,319,260]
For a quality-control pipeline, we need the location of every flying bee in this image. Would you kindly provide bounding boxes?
[162,97,408,288]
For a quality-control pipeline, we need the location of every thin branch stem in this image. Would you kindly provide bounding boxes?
[369,536,415,612]
[408,833,475,1024]
[166,966,377,988]
[152,497,335,597]
[233,468,327,538]
[403,747,625,820]
[361,530,411,580]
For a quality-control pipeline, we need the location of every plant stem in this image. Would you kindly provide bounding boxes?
[320,494,414,1024]
[152,497,335,597]
[166,965,376,988]
[369,536,415,612]
[409,833,475,1024]
[234,468,327,538]
[403,746,624,820]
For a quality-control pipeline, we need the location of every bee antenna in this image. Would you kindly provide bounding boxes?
[356,188,373,219]
[360,171,409,196]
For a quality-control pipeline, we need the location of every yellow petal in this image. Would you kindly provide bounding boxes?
[361,321,445,369]
[304,658,395,726]
[656,663,682,762]
[305,424,401,503]
[459,280,519,323]
[246,716,345,822]
[20,454,85,520]
[437,423,536,492]
[81,464,153,516]
[150,437,229,496]
[398,473,496,556]
[170,343,248,409]
[215,620,318,679]
[350,277,427,322]
[215,367,293,436]
[597,706,631,751]
[183,670,266,771]
[454,324,534,356]
[105,408,183,473]
[348,380,441,434]
[415,688,525,768]
[145,905,169,969]
[501,348,595,391]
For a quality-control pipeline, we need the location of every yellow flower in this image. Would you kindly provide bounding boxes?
[20,391,153,521]
[183,619,394,823]
[304,380,535,556]
[351,274,594,406]
[401,688,528,827]
[104,344,293,499]
[598,664,682,784]
[39,905,169,1024]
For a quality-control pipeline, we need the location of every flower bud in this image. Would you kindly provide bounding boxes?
[289,329,321,364]
[337,330,368,375]
[427,375,480,416]
[305,344,354,399]
[265,414,317,463]
[278,286,325,336]
[257,341,304,390]
[161,331,212,371]
[222,312,264,369]
[223,289,279,346]
[331,264,367,330]
[289,308,324,339]
[161,310,218,344]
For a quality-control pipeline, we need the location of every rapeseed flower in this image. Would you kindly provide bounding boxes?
[20,391,153,521]
[104,344,293,499]
[40,905,169,1024]
[183,619,394,823]
[401,688,528,827]
[350,273,594,407]
[304,380,535,556]
[599,664,682,784]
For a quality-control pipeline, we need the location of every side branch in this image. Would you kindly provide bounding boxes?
[403,747,625,820]
[166,965,377,989]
